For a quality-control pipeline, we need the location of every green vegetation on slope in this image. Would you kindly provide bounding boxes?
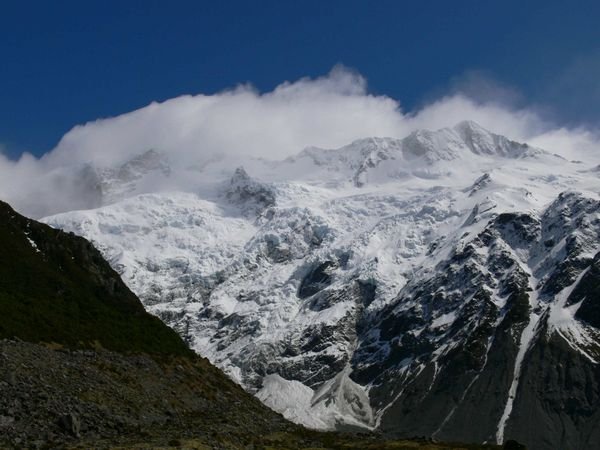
[0,200,190,355]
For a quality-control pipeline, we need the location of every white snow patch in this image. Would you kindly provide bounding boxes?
[25,235,41,253]
[431,312,456,328]
[257,368,374,430]
[547,267,598,364]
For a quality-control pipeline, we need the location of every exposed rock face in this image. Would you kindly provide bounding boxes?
[362,192,600,450]
[226,166,276,216]
[43,122,600,449]
[298,261,337,299]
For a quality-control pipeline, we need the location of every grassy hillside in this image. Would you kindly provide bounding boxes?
[0,200,190,355]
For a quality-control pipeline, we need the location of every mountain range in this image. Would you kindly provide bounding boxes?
[39,121,600,450]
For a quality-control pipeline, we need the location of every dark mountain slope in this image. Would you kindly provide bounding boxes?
[0,200,189,355]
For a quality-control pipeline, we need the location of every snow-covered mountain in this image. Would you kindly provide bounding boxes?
[43,121,600,450]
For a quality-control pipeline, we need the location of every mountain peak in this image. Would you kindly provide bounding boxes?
[452,120,535,158]
[226,167,276,215]
[230,166,252,184]
[453,119,491,134]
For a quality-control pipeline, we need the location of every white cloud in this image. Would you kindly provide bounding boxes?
[0,65,598,218]
[45,65,405,167]
[527,127,600,160]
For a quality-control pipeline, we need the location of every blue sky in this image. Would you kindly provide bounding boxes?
[1,0,599,158]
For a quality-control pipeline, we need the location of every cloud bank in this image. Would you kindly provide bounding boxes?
[1,65,598,217]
